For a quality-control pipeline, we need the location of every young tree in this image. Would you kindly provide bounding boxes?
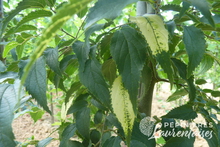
[0,0,219,146]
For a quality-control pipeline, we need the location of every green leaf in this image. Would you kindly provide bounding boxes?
[103,136,122,147]
[130,15,173,85]
[164,136,195,147]
[36,137,53,147]
[17,10,53,27]
[90,129,101,145]
[46,0,56,7]
[183,26,206,77]
[197,124,219,147]
[72,41,90,67]
[195,79,207,85]
[102,59,117,85]
[111,76,135,146]
[130,140,148,147]
[94,110,103,124]
[186,0,215,27]
[21,0,92,88]
[0,61,6,72]
[3,41,19,58]
[171,58,196,101]
[60,123,77,147]
[167,88,188,102]
[85,0,139,28]
[85,23,104,44]
[29,107,45,123]
[180,1,190,18]
[197,53,214,75]
[44,48,62,76]
[110,26,147,111]
[162,104,197,120]
[67,100,88,114]
[211,91,220,97]
[0,80,23,146]
[131,122,156,146]
[0,0,46,37]
[78,59,111,108]
[76,107,90,140]
[23,57,51,113]
[15,25,37,33]
[65,82,82,103]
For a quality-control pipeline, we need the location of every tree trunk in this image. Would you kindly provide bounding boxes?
[137,1,156,117]
[0,0,4,62]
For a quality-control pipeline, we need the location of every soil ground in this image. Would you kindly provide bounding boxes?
[12,83,217,147]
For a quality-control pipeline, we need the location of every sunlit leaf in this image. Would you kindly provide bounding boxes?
[17,10,53,27]
[0,0,46,37]
[111,76,135,146]
[21,0,92,88]
[3,41,19,58]
[130,15,173,85]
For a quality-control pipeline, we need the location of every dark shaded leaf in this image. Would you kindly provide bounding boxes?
[0,80,23,146]
[197,53,214,75]
[0,61,6,72]
[72,41,89,67]
[187,0,215,27]
[171,58,196,101]
[102,59,117,85]
[65,82,82,103]
[103,136,122,147]
[67,100,88,114]
[76,107,90,140]
[36,137,53,147]
[130,140,147,147]
[94,110,103,124]
[22,57,51,113]
[44,48,62,76]
[85,0,139,28]
[79,59,111,108]
[131,122,156,147]
[197,124,219,147]
[162,104,197,120]
[164,135,195,147]
[110,26,147,111]
[183,26,206,77]
[167,88,188,102]
[59,123,77,147]
[90,129,101,144]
